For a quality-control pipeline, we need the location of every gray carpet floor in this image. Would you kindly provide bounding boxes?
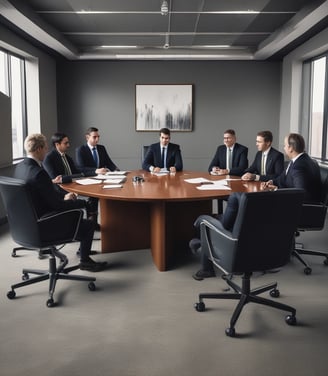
[0,221,328,376]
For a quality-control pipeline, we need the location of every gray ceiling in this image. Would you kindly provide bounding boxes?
[1,0,328,60]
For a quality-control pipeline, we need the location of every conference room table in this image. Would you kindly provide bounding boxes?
[63,170,261,271]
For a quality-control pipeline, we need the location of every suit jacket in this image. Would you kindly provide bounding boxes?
[208,143,248,176]
[142,142,183,171]
[244,147,284,181]
[273,153,322,203]
[43,149,96,183]
[76,144,118,171]
[14,158,85,218]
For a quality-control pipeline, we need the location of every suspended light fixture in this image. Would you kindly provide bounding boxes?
[161,0,169,16]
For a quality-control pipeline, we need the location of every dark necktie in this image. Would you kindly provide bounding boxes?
[161,147,165,168]
[92,147,98,167]
[61,154,72,175]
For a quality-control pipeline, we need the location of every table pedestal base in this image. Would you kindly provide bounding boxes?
[100,198,212,271]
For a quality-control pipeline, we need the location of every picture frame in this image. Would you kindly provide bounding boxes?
[135,84,193,131]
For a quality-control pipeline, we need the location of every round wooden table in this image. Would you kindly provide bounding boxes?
[63,170,261,271]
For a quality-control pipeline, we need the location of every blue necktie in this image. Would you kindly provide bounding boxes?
[92,147,98,167]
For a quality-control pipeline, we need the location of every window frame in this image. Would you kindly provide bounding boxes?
[0,48,28,161]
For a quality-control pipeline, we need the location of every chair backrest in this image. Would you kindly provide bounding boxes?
[320,167,328,206]
[204,189,304,274]
[142,145,150,161]
[0,176,41,248]
[297,167,328,231]
[0,176,83,249]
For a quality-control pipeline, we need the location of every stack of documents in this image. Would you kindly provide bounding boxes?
[103,176,126,184]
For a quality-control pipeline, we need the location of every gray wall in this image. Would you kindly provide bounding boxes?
[57,60,282,171]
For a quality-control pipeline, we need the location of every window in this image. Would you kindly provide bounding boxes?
[307,55,328,161]
[0,50,27,160]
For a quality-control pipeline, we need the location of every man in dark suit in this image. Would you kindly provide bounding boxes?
[192,132,322,281]
[76,127,120,229]
[43,132,110,186]
[262,133,322,203]
[142,127,183,172]
[14,133,107,272]
[76,127,119,172]
[242,130,284,182]
[43,132,109,234]
[208,129,248,176]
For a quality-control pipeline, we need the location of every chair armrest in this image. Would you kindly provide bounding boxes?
[199,215,238,273]
[38,209,83,245]
[298,204,327,231]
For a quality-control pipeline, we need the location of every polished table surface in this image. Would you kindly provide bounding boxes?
[63,170,261,271]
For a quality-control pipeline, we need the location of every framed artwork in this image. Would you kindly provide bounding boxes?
[135,84,193,131]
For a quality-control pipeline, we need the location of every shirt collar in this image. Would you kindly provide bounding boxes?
[27,155,42,167]
[292,152,304,163]
[263,147,271,156]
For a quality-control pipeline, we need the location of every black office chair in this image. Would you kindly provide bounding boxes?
[142,145,150,163]
[292,167,328,274]
[0,176,96,307]
[194,189,304,337]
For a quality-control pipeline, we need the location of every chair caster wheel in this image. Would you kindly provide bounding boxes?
[304,267,312,275]
[7,290,16,299]
[46,298,55,307]
[194,302,205,312]
[88,282,96,291]
[11,251,17,257]
[285,315,297,326]
[324,258,328,266]
[270,288,280,298]
[22,273,29,281]
[225,327,236,337]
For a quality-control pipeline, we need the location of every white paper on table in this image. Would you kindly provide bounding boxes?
[103,184,123,189]
[197,184,231,190]
[103,178,126,184]
[152,168,169,176]
[195,179,231,190]
[105,171,129,175]
[92,175,109,180]
[75,178,102,185]
[184,177,213,184]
